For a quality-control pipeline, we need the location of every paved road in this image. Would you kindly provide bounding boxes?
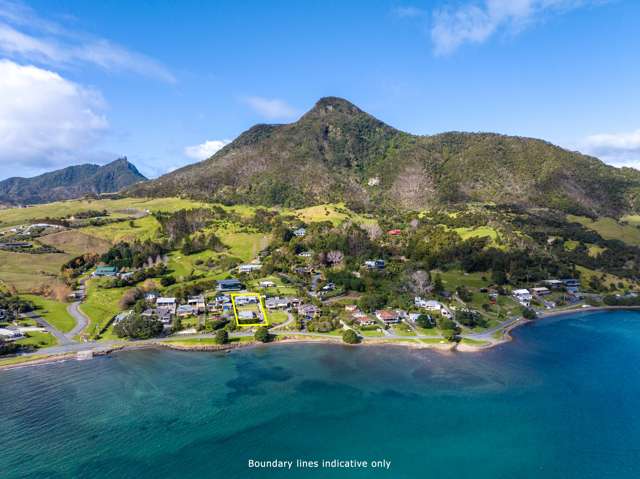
[20,312,74,346]
[66,301,89,339]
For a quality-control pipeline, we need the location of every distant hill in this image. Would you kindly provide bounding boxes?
[129,97,640,216]
[0,158,147,205]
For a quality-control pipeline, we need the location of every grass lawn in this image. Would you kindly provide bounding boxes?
[435,269,490,289]
[38,230,112,256]
[81,280,126,338]
[218,231,271,262]
[453,226,499,242]
[358,329,385,337]
[0,250,70,292]
[576,265,635,291]
[391,323,416,336]
[268,311,288,325]
[568,215,640,247]
[16,331,57,349]
[81,215,161,243]
[22,294,76,333]
[0,197,208,227]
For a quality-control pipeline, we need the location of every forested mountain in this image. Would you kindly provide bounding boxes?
[0,158,146,205]
[129,97,640,217]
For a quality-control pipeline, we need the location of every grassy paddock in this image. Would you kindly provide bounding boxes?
[22,294,76,333]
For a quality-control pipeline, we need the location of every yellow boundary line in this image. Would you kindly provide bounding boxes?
[230,292,270,327]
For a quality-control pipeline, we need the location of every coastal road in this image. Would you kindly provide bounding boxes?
[66,301,89,339]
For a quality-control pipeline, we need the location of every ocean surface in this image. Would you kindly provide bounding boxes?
[1,310,640,479]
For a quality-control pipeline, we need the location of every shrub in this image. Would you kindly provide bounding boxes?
[254,326,271,343]
[342,329,361,344]
[214,329,229,344]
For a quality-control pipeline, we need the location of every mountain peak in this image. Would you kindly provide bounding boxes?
[0,158,147,205]
[302,97,365,119]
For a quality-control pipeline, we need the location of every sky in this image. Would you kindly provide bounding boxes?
[0,0,639,180]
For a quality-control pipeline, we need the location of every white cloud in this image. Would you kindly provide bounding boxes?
[184,139,231,161]
[581,129,640,168]
[431,0,598,56]
[244,96,297,120]
[0,60,108,174]
[0,0,175,82]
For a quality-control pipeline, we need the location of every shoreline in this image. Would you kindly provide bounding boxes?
[3,306,640,370]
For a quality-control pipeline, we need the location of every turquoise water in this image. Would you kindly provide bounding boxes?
[1,310,640,479]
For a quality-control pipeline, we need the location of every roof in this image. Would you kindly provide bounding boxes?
[513,289,531,295]
[376,310,398,320]
[96,265,117,272]
[219,278,241,286]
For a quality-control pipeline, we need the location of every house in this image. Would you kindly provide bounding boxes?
[238,263,263,273]
[344,304,358,313]
[259,280,276,288]
[217,278,243,292]
[512,289,533,306]
[176,305,196,317]
[144,292,159,303]
[113,310,133,324]
[266,297,291,310]
[531,287,551,297]
[293,227,306,237]
[408,312,423,322]
[235,295,259,306]
[156,297,177,317]
[388,229,402,236]
[297,251,313,258]
[395,309,408,320]
[298,304,319,319]
[354,315,376,326]
[364,259,386,269]
[0,308,6,321]
[375,310,400,324]
[141,308,156,318]
[0,328,23,340]
[238,310,256,321]
[187,295,206,313]
[93,265,118,277]
[321,282,336,291]
[562,279,581,293]
[294,266,312,275]
[543,279,564,289]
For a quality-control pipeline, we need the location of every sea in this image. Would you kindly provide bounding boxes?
[1,310,639,479]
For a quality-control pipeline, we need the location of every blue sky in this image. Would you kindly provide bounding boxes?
[0,0,639,180]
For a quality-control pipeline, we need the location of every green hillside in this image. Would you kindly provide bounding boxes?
[129,97,640,217]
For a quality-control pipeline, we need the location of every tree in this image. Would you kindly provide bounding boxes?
[113,314,163,339]
[254,326,271,343]
[433,274,444,294]
[342,329,360,344]
[0,337,18,356]
[214,329,229,345]
[415,314,433,329]
[522,307,537,319]
[410,270,430,296]
[326,250,344,265]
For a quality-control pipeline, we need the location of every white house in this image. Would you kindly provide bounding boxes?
[0,328,23,340]
[512,289,533,306]
[238,263,262,273]
[259,280,276,288]
[293,227,306,237]
[187,295,206,312]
